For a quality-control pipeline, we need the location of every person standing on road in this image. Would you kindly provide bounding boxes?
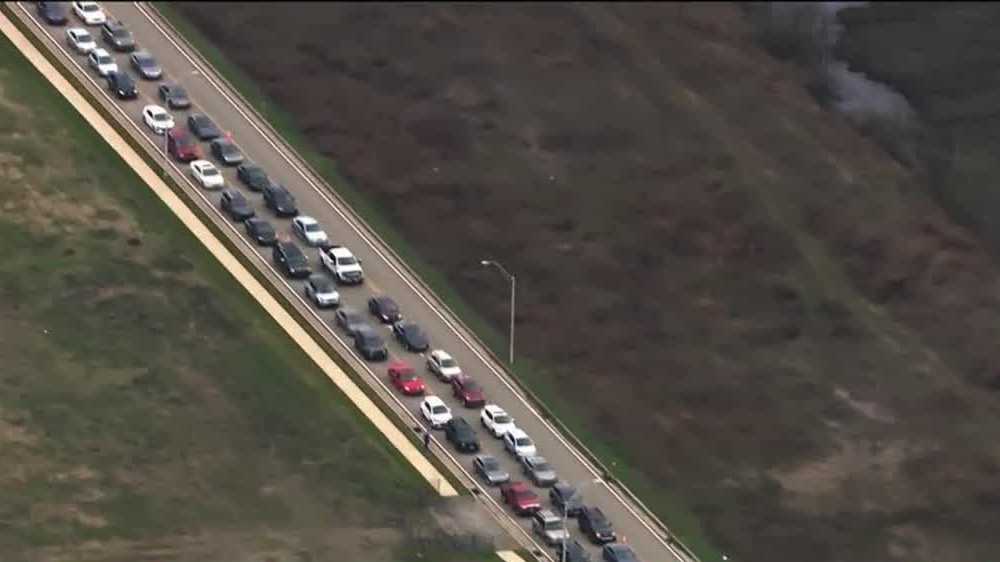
[423,429,431,450]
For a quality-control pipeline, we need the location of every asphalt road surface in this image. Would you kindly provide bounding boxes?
[11,3,691,562]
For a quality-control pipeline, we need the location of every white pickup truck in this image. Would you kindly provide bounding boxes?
[320,245,365,285]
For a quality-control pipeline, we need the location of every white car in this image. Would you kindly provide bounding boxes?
[480,404,516,438]
[503,427,537,459]
[420,396,453,429]
[426,349,462,381]
[87,48,117,77]
[320,245,364,285]
[189,160,225,190]
[141,104,174,135]
[66,27,97,54]
[292,216,329,247]
[73,1,106,25]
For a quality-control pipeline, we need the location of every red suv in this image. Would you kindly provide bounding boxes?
[500,481,541,516]
[167,128,201,162]
[451,375,486,408]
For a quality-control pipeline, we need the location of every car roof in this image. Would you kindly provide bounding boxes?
[432,349,452,358]
[388,359,411,370]
[190,159,212,167]
[508,481,531,491]
[92,47,110,56]
[328,246,354,257]
[483,404,504,414]
[525,455,546,464]
[507,427,527,438]
[296,216,318,225]
[423,395,446,407]
[537,509,559,521]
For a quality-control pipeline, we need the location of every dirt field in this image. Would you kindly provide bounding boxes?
[172,3,1000,561]
[0,35,496,562]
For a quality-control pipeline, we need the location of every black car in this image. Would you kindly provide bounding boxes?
[557,540,592,562]
[158,83,191,109]
[129,50,162,80]
[550,482,585,517]
[578,507,617,545]
[391,321,429,352]
[272,241,311,279]
[237,163,270,192]
[101,21,135,52]
[601,544,639,562]
[187,113,221,140]
[368,296,402,323]
[444,417,480,453]
[220,189,254,221]
[263,184,298,217]
[37,2,68,25]
[353,325,388,361]
[244,217,277,246]
[106,71,137,100]
[210,139,244,166]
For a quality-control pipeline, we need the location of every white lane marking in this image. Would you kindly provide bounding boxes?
[128,7,684,559]
[13,5,555,559]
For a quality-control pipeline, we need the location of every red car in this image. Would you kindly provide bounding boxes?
[451,375,486,408]
[500,481,541,516]
[167,128,201,162]
[388,360,425,396]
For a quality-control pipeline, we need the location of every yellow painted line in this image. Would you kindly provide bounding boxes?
[496,551,527,562]
[0,11,458,497]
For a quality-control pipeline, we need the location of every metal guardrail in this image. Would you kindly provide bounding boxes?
[142,5,703,561]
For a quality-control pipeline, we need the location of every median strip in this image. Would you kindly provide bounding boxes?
[0,10,458,498]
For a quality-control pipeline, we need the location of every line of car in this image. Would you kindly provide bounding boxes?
[34,3,642,561]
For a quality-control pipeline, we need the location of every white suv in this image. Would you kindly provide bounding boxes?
[292,216,329,247]
[503,427,537,459]
[320,245,364,285]
[420,396,452,429]
[480,404,516,438]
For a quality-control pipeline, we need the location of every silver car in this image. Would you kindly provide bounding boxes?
[472,455,510,485]
[130,50,162,80]
[532,509,571,546]
[521,455,557,487]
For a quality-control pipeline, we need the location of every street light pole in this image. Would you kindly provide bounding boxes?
[480,259,516,365]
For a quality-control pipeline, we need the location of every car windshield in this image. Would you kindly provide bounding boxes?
[464,381,481,392]
[516,437,532,447]
[97,55,111,64]
[153,113,170,122]
[534,462,552,472]
[201,167,219,176]
[138,56,155,66]
[482,458,500,470]
[440,357,457,368]
[312,278,334,292]
[253,221,274,234]
[82,4,99,12]
[246,167,265,179]
[170,86,187,97]
[359,333,382,346]
[76,31,92,41]
[399,371,417,382]
[543,519,562,531]
[431,405,448,415]
[494,414,512,424]
[113,29,130,38]
[304,223,322,233]
[337,256,357,266]
[229,194,247,205]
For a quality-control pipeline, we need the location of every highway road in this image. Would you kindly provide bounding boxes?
[11,3,691,562]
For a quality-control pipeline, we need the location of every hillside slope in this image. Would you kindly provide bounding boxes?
[173,3,1000,561]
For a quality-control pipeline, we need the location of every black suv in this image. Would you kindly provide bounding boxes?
[578,506,616,545]
[37,2,68,25]
[106,71,137,100]
[263,184,298,217]
[444,417,480,453]
[353,325,388,361]
[368,295,402,323]
[272,241,311,279]
[158,83,191,109]
[101,21,135,52]
[550,481,585,517]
